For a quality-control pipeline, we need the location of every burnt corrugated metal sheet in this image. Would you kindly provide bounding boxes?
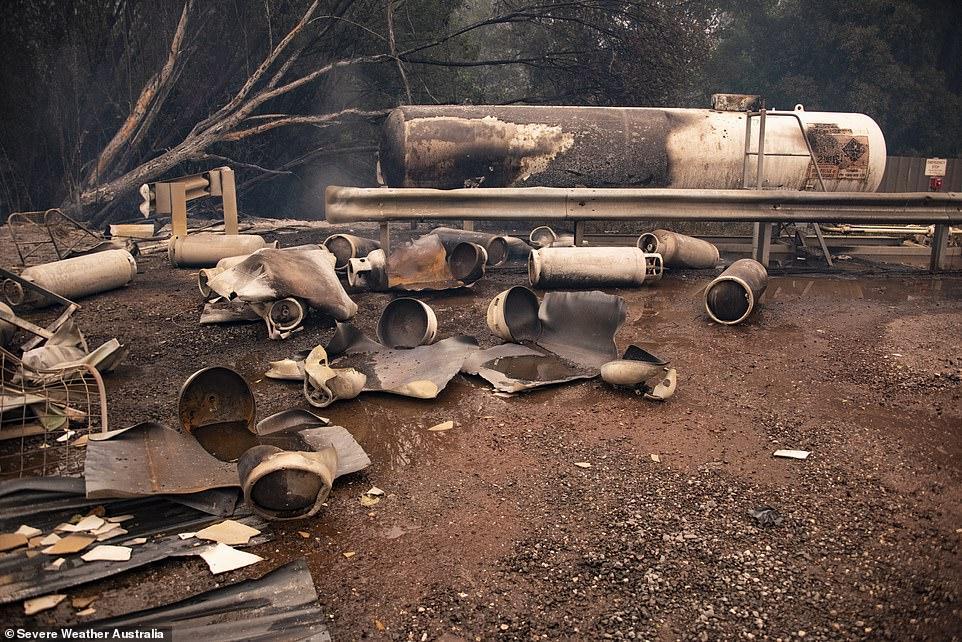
[88,559,331,642]
[0,479,268,604]
[877,156,962,192]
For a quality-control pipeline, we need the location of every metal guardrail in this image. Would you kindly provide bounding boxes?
[325,187,962,223]
[325,185,962,271]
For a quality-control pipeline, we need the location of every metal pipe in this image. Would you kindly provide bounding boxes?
[3,249,137,306]
[168,234,275,268]
[637,230,719,269]
[704,259,768,325]
[529,247,649,288]
[326,186,962,224]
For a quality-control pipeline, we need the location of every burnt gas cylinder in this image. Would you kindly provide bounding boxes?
[638,229,719,269]
[169,233,275,268]
[323,234,381,271]
[529,247,649,288]
[704,259,769,325]
[380,105,886,191]
[3,250,137,306]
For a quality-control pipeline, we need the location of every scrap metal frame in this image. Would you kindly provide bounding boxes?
[140,166,239,237]
[6,209,103,267]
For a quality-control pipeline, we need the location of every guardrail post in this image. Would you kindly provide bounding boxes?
[379,221,391,258]
[463,221,475,232]
[752,222,773,267]
[930,224,949,272]
[574,221,585,246]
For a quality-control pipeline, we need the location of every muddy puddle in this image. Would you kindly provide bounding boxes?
[191,420,260,461]
[762,275,962,303]
[318,379,480,472]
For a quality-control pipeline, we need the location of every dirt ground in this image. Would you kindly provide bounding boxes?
[3,221,961,640]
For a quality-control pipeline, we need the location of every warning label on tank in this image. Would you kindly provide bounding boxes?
[804,123,869,189]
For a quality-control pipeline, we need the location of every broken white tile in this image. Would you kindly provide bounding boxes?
[650,454,661,463]
[124,537,147,546]
[44,557,66,572]
[360,494,380,508]
[39,533,61,546]
[58,515,105,533]
[71,596,96,609]
[76,607,96,617]
[773,449,811,460]
[178,532,196,540]
[366,486,385,497]
[104,514,135,524]
[23,594,66,615]
[95,527,128,542]
[15,525,42,538]
[56,430,76,443]
[573,462,592,469]
[427,420,454,432]
[195,520,261,546]
[91,522,120,536]
[72,434,89,448]
[81,545,132,562]
[198,543,263,574]
[42,534,95,555]
[0,533,28,552]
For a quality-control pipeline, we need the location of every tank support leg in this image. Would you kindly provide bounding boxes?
[379,222,391,259]
[752,222,773,267]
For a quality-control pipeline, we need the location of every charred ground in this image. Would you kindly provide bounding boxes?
[2,222,960,640]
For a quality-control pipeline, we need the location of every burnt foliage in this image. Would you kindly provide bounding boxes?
[0,0,957,220]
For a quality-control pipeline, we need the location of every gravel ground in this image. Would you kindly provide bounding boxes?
[1,222,960,640]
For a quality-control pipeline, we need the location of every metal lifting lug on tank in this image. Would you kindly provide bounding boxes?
[326,101,962,271]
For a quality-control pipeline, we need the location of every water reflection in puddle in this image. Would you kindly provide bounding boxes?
[320,380,479,472]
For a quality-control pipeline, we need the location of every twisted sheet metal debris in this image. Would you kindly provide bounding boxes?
[85,559,331,641]
[204,246,357,338]
[0,478,270,604]
[84,422,240,498]
[348,234,486,291]
[242,410,370,520]
[301,345,367,408]
[465,289,626,392]
[270,322,479,402]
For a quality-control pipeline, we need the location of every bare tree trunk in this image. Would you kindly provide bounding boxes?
[84,0,194,188]
[386,0,412,103]
[70,0,573,220]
